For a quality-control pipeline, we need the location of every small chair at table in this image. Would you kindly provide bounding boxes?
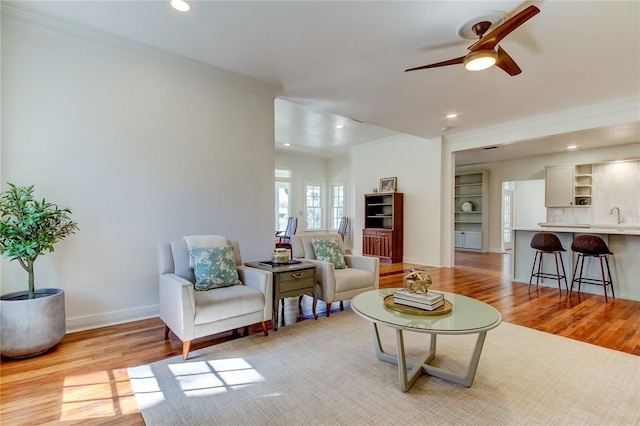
[275,216,297,249]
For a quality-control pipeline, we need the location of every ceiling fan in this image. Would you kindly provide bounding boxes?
[405,5,540,76]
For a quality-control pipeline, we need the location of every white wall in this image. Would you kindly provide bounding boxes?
[352,134,443,266]
[1,11,279,331]
[513,180,546,228]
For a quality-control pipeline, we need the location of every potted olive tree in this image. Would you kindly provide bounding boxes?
[0,183,78,358]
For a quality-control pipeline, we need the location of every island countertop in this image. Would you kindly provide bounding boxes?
[513,224,640,236]
[512,228,640,301]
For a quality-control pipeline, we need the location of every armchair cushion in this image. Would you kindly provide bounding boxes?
[194,284,265,324]
[312,238,347,269]
[190,246,241,290]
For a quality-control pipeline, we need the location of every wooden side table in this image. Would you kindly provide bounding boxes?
[244,261,317,331]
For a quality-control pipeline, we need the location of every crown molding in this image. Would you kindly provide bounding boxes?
[1,2,281,98]
[445,96,640,152]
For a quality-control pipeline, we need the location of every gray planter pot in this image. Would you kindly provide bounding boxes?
[1,288,66,358]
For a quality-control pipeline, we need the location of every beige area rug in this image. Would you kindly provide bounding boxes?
[129,310,639,425]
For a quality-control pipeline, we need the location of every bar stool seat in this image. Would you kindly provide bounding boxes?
[529,232,568,293]
[570,234,614,302]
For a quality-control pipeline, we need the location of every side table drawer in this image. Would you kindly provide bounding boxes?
[277,269,315,295]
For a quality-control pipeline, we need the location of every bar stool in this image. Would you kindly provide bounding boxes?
[570,234,614,302]
[529,232,568,293]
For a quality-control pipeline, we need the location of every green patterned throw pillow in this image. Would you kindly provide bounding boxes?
[312,239,347,269]
[189,245,241,290]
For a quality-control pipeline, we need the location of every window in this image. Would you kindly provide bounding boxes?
[275,169,292,232]
[305,184,322,230]
[330,184,345,230]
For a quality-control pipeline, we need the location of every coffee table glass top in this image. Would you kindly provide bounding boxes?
[352,289,501,334]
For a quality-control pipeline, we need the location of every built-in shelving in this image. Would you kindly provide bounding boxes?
[454,171,488,251]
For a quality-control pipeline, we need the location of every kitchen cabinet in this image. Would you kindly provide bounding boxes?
[545,164,592,207]
[454,231,482,250]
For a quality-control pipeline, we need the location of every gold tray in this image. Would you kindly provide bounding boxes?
[384,294,452,316]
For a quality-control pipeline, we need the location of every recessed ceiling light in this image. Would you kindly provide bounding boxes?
[284,143,290,147]
[567,145,577,150]
[446,113,458,119]
[171,0,190,12]
[335,124,344,129]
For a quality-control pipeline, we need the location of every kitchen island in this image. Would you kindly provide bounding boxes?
[513,225,640,301]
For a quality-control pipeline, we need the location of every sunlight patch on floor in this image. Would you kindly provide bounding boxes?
[60,369,138,421]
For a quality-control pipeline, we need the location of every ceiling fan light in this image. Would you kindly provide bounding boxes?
[464,50,498,71]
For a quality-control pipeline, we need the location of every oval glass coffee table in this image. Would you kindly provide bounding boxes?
[352,288,502,392]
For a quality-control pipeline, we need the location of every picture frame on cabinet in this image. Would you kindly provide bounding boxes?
[379,177,397,193]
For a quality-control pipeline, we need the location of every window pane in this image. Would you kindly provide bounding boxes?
[275,182,290,231]
[275,169,292,179]
[330,184,345,230]
[305,184,322,229]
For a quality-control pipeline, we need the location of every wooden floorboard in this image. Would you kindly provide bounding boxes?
[1,251,638,425]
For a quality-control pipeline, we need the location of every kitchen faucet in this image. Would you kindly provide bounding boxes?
[609,207,622,224]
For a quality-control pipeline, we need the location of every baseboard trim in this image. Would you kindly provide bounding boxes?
[66,305,159,334]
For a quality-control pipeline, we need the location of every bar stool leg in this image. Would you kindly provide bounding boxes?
[571,253,586,295]
[553,252,562,293]
[558,252,568,291]
[529,251,539,289]
[604,256,615,299]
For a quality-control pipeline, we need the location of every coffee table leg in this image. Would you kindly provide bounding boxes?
[370,323,435,392]
[422,331,487,387]
[370,323,487,391]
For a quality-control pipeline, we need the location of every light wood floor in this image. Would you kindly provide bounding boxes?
[1,251,639,425]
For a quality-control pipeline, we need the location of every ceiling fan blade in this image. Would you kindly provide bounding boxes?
[495,46,522,76]
[468,5,540,52]
[404,56,465,72]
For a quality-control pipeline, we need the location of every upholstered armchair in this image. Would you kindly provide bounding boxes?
[158,238,272,359]
[291,233,379,316]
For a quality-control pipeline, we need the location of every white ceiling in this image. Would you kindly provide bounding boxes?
[9,1,640,162]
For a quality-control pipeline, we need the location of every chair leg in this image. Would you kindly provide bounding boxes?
[529,251,539,289]
[261,321,269,336]
[182,340,192,360]
[553,252,562,293]
[340,300,344,311]
[164,325,170,339]
[604,256,615,299]
[558,251,569,291]
[326,301,331,317]
[571,254,585,295]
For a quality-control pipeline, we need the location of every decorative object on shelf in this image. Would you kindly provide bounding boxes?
[383,294,452,316]
[271,248,289,264]
[379,177,397,193]
[372,188,378,193]
[461,201,473,212]
[403,269,432,293]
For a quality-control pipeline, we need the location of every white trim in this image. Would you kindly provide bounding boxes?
[66,305,159,334]
[445,97,640,152]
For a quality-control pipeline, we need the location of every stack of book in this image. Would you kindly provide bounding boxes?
[393,288,444,311]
